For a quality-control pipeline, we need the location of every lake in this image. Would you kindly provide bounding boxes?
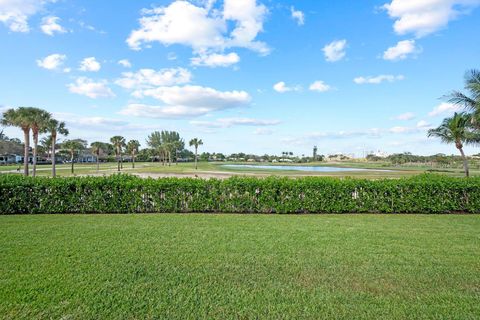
[223,164,391,172]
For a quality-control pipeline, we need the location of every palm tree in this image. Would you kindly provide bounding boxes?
[110,136,126,171]
[447,69,480,127]
[127,140,140,169]
[90,142,105,172]
[30,108,51,177]
[62,139,86,174]
[1,107,34,176]
[46,119,68,177]
[189,138,203,170]
[428,113,480,177]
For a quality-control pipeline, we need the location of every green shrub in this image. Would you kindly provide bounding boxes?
[0,174,479,214]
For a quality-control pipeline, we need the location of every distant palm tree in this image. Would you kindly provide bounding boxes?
[447,69,480,127]
[46,119,68,177]
[428,113,479,177]
[189,138,203,170]
[90,141,105,172]
[62,139,86,174]
[127,140,140,169]
[110,136,126,171]
[1,107,34,176]
[30,108,51,177]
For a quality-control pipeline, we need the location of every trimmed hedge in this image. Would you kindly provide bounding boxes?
[1,174,479,214]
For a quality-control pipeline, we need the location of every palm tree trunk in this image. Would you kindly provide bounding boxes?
[70,152,74,174]
[117,154,120,171]
[120,153,123,169]
[96,153,99,172]
[132,152,135,169]
[32,131,38,177]
[458,147,470,177]
[22,129,30,176]
[51,134,56,177]
[195,147,198,170]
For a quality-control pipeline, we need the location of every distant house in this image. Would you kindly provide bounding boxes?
[0,154,16,165]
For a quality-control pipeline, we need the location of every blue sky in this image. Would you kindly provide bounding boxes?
[0,0,479,156]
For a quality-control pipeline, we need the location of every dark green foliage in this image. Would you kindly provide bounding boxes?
[1,174,479,214]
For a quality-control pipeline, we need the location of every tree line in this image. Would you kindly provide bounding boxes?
[0,108,204,176]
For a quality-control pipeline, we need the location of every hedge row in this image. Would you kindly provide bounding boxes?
[1,174,479,214]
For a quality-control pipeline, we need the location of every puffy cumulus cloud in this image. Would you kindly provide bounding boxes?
[126,0,269,57]
[40,16,66,36]
[118,59,132,68]
[383,39,421,61]
[0,0,56,32]
[393,112,415,120]
[67,77,115,99]
[273,81,300,93]
[309,80,332,92]
[322,39,347,62]
[119,85,251,119]
[115,68,192,91]
[36,53,67,71]
[191,52,240,67]
[290,6,304,25]
[382,0,480,37]
[190,117,280,128]
[354,74,405,84]
[428,102,462,116]
[79,57,101,72]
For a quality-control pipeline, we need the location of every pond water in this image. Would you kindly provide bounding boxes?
[223,164,391,172]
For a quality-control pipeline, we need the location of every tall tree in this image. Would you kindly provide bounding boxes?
[110,136,126,171]
[1,107,34,176]
[189,138,203,170]
[147,131,163,164]
[46,119,68,177]
[30,108,51,177]
[90,141,105,172]
[127,140,140,169]
[61,139,87,174]
[428,113,479,177]
[447,69,480,128]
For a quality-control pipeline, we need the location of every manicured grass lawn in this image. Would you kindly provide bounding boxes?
[0,214,479,319]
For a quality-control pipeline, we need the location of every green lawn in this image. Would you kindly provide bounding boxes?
[1,215,479,319]
[2,161,479,178]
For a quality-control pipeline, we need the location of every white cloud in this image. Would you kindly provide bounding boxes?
[354,74,405,84]
[254,128,273,135]
[383,39,420,61]
[416,120,431,128]
[127,0,269,55]
[191,117,280,128]
[191,52,240,67]
[36,53,67,71]
[322,39,347,62]
[67,77,115,99]
[115,68,192,90]
[393,112,415,120]
[291,6,305,25]
[119,85,251,119]
[273,81,300,93]
[428,102,462,117]
[309,80,332,92]
[0,0,55,32]
[118,59,132,68]
[382,0,480,37]
[79,57,101,72]
[40,16,66,36]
